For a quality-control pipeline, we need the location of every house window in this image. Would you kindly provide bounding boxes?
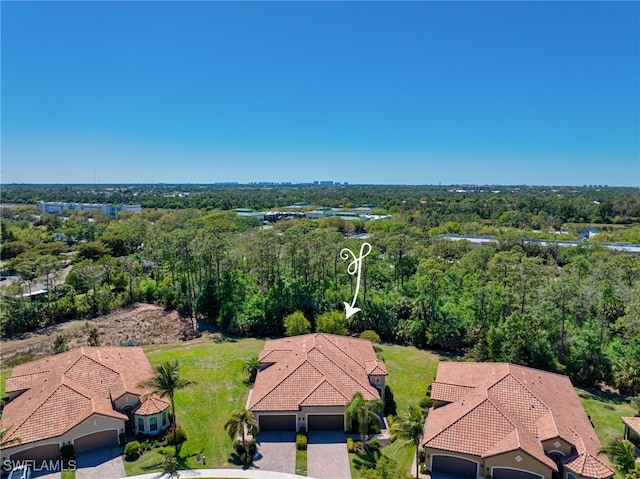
[138,417,144,432]
[162,411,167,426]
[567,474,577,479]
[150,417,158,431]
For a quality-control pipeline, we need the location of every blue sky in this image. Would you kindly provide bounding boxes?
[2,1,638,186]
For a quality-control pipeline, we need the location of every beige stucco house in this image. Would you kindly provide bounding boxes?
[1,347,169,463]
[248,333,387,432]
[423,362,614,479]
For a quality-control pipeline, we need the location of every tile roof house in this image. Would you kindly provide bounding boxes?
[1,347,169,464]
[248,333,387,432]
[423,362,614,479]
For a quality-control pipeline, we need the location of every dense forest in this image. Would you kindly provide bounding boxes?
[1,184,640,396]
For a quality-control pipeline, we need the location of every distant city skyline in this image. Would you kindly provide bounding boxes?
[2,2,638,186]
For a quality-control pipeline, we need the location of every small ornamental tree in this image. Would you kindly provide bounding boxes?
[284,311,311,336]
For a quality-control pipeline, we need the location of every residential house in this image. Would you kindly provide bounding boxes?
[423,362,614,479]
[1,347,169,463]
[248,333,387,432]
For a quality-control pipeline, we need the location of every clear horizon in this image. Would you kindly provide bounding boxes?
[2,2,639,186]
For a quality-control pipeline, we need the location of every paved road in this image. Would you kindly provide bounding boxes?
[252,431,296,475]
[307,431,350,479]
[75,446,125,479]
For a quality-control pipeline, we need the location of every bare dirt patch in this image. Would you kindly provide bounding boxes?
[0,303,196,366]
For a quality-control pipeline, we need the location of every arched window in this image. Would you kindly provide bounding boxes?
[137,417,145,432]
[567,474,577,479]
[150,416,158,431]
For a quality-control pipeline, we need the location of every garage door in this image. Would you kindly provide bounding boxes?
[432,455,477,478]
[11,444,59,462]
[493,468,542,479]
[74,430,118,454]
[308,414,344,431]
[259,415,296,431]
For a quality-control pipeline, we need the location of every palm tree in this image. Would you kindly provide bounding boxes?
[345,391,384,448]
[138,359,195,454]
[243,356,260,383]
[224,408,258,446]
[390,405,425,479]
[0,426,21,448]
[597,438,636,475]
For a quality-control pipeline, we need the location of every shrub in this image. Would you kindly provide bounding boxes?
[60,444,75,469]
[233,439,244,455]
[347,437,354,453]
[421,464,428,474]
[165,425,187,445]
[296,433,307,450]
[368,437,380,450]
[124,441,141,461]
[246,438,257,456]
[360,330,381,344]
[384,385,397,415]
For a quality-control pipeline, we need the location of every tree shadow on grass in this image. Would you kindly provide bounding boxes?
[351,450,381,471]
[577,386,630,405]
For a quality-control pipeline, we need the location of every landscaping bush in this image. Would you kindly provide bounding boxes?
[296,432,307,450]
[359,330,381,344]
[60,444,74,469]
[246,438,257,456]
[347,437,354,453]
[384,385,397,415]
[165,425,187,445]
[124,441,141,461]
[368,437,380,450]
[233,439,244,455]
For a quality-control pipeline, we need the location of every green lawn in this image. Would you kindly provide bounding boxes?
[577,387,635,446]
[123,336,265,476]
[348,343,440,478]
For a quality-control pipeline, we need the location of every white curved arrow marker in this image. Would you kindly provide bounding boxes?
[340,242,372,319]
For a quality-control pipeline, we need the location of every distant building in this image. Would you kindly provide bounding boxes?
[233,208,265,221]
[36,202,141,216]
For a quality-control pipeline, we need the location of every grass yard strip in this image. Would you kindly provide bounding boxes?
[349,441,414,479]
[295,448,307,476]
[123,336,265,476]
[377,343,439,411]
[61,470,75,479]
[577,387,635,446]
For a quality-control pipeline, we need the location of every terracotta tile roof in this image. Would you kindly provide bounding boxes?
[134,396,170,416]
[562,452,615,479]
[1,347,155,446]
[249,333,384,412]
[423,363,613,479]
[622,417,640,436]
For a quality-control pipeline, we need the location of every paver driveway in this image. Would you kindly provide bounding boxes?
[307,431,350,479]
[253,431,296,475]
[75,446,125,479]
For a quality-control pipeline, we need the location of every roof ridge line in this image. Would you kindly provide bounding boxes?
[250,358,324,409]
[64,350,121,378]
[310,346,378,396]
[300,378,348,404]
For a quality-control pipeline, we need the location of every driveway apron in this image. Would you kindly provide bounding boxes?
[307,431,350,479]
[75,446,125,479]
[253,431,296,475]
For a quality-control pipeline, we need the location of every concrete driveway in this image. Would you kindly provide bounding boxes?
[75,446,125,479]
[307,431,350,479]
[252,431,296,475]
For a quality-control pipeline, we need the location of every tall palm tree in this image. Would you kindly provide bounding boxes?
[345,391,384,448]
[597,438,636,475]
[224,408,258,446]
[138,359,195,454]
[0,426,21,448]
[390,405,425,479]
